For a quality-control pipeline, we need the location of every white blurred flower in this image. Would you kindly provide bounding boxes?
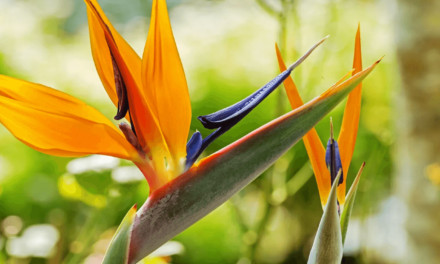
[111,166,144,183]
[67,155,120,174]
[136,241,184,264]
[84,253,104,264]
[149,241,184,258]
[7,224,60,258]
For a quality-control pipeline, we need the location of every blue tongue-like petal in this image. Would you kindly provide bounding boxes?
[198,69,292,130]
[185,131,203,171]
[325,139,344,186]
[185,36,329,170]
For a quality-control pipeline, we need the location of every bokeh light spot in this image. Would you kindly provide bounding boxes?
[69,241,84,254]
[2,216,23,237]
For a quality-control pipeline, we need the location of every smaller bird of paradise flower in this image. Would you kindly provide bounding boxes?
[276,25,367,210]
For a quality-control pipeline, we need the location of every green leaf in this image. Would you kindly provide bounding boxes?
[102,205,136,264]
[127,59,381,264]
[340,162,365,245]
[307,171,343,264]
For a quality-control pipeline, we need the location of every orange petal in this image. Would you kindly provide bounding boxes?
[0,76,138,160]
[85,0,142,111]
[275,44,331,206]
[85,0,173,187]
[142,0,191,171]
[337,24,363,204]
[0,75,113,126]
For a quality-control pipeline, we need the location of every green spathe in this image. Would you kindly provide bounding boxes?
[308,171,343,264]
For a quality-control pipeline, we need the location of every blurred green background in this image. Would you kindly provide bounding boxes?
[0,0,399,263]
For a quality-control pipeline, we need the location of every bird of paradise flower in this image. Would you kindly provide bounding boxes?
[276,24,366,208]
[0,0,325,193]
[0,0,381,261]
[276,26,373,247]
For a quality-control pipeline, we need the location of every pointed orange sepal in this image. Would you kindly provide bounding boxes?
[337,24,363,204]
[275,43,331,206]
[142,0,192,172]
[0,75,138,160]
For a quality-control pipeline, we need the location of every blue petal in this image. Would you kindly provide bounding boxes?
[198,69,292,129]
[325,139,344,186]
[186,69,291,171]
[185,131,203,171]
[185,125,233,170]
[186,71,291,170]
[185,36,329,171]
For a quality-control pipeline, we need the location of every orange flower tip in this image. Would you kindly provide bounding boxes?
[287,35,329,71]
[352,162,366,186]
[119,122,145,159]
[85,0,116,42]
[359,161,366,172]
